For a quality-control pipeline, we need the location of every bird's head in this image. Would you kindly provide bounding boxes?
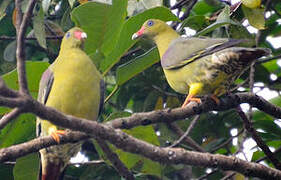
[61,27,87,49]
[132,19,170,40]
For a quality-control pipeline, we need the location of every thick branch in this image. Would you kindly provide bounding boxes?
[1,102,281,179]
[107,93,281,129]
[15,0,37,94]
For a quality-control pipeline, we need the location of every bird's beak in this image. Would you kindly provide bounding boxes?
[74,31,87,40]
[132,26,145,40]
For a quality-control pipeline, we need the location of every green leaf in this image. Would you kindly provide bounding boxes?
[180,15,208,31]
[0,113,36,148]
[0,164,13,180]
[42,0,51,13]
[100,6,178,73]
[195,6,239,36]
[13,153,39,180]
[68,0,76,8]
[117,126,162,176]
[0,61,49,114]
[3,40,16,62]
[71,0,127,57]
[252,96,281,122]
[192,0,220,15]
[0,0,12,21]
[116,47,159,85]
[254,120,281,138]
[33,5,47,48]
[242,5,265,30]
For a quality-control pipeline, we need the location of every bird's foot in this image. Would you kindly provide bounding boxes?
[51,130,65,144]
[210,95,220,105]
[181,97,202,108]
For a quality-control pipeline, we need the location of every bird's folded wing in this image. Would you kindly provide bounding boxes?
[36,66,54,137]
[161,37,244,69]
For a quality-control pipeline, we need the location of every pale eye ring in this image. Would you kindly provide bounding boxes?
[65,32,71,38]
[147,20,154,27]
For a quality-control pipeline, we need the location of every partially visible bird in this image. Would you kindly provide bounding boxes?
[37,27,104,180]
[132,19,270,107]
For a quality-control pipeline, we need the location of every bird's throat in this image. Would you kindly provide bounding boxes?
[153,29,180,57]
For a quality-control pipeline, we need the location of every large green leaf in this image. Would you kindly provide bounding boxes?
[0,164,13,180]
[242,5,265,30]
[100,6,178,74]
[0,61,48,148]
[33,5,47,49]
[0,61,49,114]
[0,113,36,148]
[71,0,127,57]
[13,153,39,180]
[195,6,239,36]
[116,47,159,85]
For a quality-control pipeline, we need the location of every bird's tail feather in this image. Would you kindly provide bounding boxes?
[237,48,271,62]
[41,161,64,180]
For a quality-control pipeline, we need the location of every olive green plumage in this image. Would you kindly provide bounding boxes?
[37,27,104,180]
[132,19,270,105]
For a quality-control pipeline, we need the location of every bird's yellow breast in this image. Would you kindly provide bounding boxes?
[41,49,101,136]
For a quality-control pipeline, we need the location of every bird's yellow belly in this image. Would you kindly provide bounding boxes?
[163,68,192,94]
[41,63,100,136]
[163,64,229,96]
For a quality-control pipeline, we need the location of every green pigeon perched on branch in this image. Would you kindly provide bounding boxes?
[132,19,271,107]
[37,27,104,180]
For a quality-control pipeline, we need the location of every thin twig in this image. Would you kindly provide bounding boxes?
[210,128,244,153]
[96,138,135,180]
[167,122,205,152]
[256,146,281,163]
[180,0,198,20]
[69,159,104,166]
[221,172,236,180]
[152,85,179,97]
[169,115,200,148]
[170,0,188,10]
[0,35,63,41]
[197,168,219,180]
[15,0,37,94]
[236,106,281,170]
[0,108,22,130]
[257,54,281,64]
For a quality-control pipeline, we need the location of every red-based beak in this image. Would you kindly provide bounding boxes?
[74,31,87,40]
[132,26,145,40]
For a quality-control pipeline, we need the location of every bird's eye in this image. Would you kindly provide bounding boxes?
[147,20,154,27]
[65,32,71,39]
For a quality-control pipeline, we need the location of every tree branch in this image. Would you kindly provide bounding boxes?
[0,85,281,178]
[96,138,134,180]
[15,0,37,94]
[236,107,281,170]
[166,122,205,152]
[0,108,22,130]
[1,117,281,179]
[107,93,281,129]
[0,35,63,41]
[169,115,200,148]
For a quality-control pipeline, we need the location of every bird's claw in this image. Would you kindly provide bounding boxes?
[51,130,65,144]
